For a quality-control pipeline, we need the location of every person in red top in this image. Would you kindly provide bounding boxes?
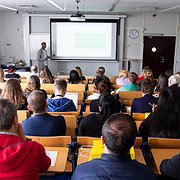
[137,66,150,84]
[0,98,51,180]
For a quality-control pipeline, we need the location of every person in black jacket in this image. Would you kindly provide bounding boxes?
[160,154,180,179]
[79,93,118,137]
[131,79,158,114]
[90,79,121,112]
[72,113,156,180]
[139,88,180,140]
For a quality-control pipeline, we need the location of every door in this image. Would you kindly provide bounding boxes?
[143,36,175,79]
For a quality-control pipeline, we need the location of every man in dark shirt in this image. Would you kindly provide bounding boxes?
[131,79,158,114]
[160,154,180,179]
[22,90,66,136]
[72,113,156,180]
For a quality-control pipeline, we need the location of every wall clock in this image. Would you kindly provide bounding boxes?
[128,29,139,39]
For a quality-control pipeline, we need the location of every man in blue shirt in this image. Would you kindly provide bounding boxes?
[22,90,66,136]
[72,113,156,180]
[47,79,76,112]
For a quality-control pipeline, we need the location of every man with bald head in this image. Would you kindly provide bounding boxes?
[72,113,156,180]
[22,90,66,136]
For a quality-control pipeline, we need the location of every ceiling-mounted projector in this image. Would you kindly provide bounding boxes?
[70,0,85,21]
[70,13,85,21]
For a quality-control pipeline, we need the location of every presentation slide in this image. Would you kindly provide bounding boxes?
[51,20,118,60]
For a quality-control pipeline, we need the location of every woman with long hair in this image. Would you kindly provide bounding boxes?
[68,70,81,84]
[1,78,27,110]
[0,68,5,83]
[24,75,47,99]
[139,88,180,140]
[79,93,118,137]
[39,67,54,84]
[154,73,168,97]
[75,66,86,81]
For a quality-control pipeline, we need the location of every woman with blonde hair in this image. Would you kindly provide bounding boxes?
[0,68,5,82]
[24,75,47,99]
[39,67,54,84]
[0,78,27,109]
[116,69,129,85]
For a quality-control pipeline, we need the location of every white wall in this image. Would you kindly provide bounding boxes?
[0,12,180,76]
[0,12,23,63]
[124,13,179,74]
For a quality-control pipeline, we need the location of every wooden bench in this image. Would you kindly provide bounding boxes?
[77,136,100,146]
[119,91,142,101]
[148,138,180,149]
[48,113,77,139]
[48,111,79,118]
[109,76,118,85]
[17,110,29,123]
[26,136,71,147]
[132,113,145,121]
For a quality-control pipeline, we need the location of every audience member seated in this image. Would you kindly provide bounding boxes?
[75,66,86,81]
[168,74,180,108]
[47,79,76,112]
[131,79,158,114]
[90,79,111,112]
[160,153,180,179]
[68,70,81,84]
[5,67,21,80]
[24,75,47,99]
[98,66,109,81]
[72,113,156,180]
[79,93,118,137]
[87,77,104,100]
[92,70,103,84]
[0,78,27,110]
[116,69,129,85]
[141,68,157,90]
[139,88,180,140]
[30,65,39,76]
[165,69,173,78]
[137,66,150,84]
[39,67,54,84]
[0,68,5,82]
[22,90,66,136]
[154,73,168,97]
[176,71,180,78]
[0,99,50,179]
[117,72,140,92]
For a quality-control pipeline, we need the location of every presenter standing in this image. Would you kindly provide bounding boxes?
[37,42,49,72]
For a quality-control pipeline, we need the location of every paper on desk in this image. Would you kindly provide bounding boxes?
[127,107,131,112]
[46,151,58,167]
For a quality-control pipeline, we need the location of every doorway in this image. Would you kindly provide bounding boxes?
[143,36,176,79]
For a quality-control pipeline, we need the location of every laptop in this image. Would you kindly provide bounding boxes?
[64,92,78,109]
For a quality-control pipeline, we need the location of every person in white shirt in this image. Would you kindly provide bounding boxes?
[37,42,48,71]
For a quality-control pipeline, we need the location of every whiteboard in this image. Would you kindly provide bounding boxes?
[30,33,50,60]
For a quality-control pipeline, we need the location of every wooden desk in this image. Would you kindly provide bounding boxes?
[151,149,180,173]
[77,148,145,165]
[45,147,69,172]
[77,147,91,165]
